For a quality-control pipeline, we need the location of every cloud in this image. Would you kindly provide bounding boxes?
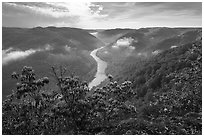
[112,37,135,50]
[64,45,71,52]
[152,50,162,55]
[2,2,202,29]
[2,44,53,65]
[138,52,148,57]
[4,2,70,18]
[44,44,53,51]
[2,2,79,28]
[116,37,134,46]
[2,48,36,65]
[90,32,98,36]
[3,2,108,28]
[170,45,178,49]
[46,2,107,18]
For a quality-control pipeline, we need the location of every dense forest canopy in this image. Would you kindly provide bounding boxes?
[2,1,202,135]
[3,39,202,135]
[2,27,105,100]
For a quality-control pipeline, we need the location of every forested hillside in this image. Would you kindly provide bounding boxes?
[95,28,133,44]
[2,27,105,100]
[2,1,202,135]
[2,39,202,135]
[3,27,104,50]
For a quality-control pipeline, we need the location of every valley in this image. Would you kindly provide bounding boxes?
[2,2,202,135]
[88,46,107,89]
[2,27,104,100]
[2,26,202,135]
[2,27,201,100]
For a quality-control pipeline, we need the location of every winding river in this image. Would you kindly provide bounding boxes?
[88,47,108,89]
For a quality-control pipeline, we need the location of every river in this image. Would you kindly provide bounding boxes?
[88,47,107,89]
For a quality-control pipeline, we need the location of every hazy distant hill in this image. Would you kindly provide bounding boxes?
[3,27,104,50]
[2,27,201,100]
[2,27,105,100]
[97,28,201,63]
[96,27,201,89]
[151,29,202,51]
[117,27,201,51]
[112,39,202,93]
[95,28,133,44]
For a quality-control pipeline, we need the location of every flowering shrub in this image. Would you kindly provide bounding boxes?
[2,40,202,135]
[3,66,137,135]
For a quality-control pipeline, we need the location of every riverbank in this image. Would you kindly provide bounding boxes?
[88,47,108,89]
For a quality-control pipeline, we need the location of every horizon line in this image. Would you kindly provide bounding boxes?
[2,25,202,30]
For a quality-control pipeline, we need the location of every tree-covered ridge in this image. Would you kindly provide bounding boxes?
[2,40,202,135]
[2,27,101,100]
[115,39,201,97]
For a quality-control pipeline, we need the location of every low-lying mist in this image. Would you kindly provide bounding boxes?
[2,44,53,66]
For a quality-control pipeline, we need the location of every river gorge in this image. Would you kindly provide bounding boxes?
[88,47,107,89]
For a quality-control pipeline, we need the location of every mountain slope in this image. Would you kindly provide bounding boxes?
[111,39,202,95]
[3,27,104,50]
[111,27,201,52]
[3,39,202,135]
[95,28,133,45]
[2,27,105,100]
[97,27,201,64]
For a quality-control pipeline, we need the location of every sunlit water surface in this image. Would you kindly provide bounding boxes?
[88,47,107,89]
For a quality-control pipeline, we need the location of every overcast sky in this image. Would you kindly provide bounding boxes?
[2,2,202,29]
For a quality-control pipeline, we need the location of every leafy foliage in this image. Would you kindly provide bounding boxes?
[2,40,202,135]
